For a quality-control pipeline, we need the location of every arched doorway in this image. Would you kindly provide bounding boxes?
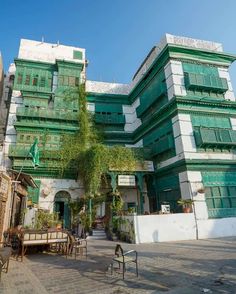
[54,191,71,229]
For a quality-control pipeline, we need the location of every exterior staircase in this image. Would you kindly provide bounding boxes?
[87,229,107,240]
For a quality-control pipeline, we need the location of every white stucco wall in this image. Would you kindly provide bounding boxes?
[133,214,196,243]
[123,98,142,132]
[123,213,236,244]
[37,178,82,212]
[164,60,187,100]
[198,218,236,239]
[218,67,235,101]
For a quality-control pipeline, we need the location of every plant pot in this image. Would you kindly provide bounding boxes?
[183,206,192,213]
[56,224,62,229]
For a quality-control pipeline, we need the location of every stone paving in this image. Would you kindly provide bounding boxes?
[0,237,236,293]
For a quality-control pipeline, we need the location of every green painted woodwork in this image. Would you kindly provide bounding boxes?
[191,114,231,128]
[182,62,219,76]
[54,191,71,229]
[184,72,228,93]
[73,50,83,60]
[28,180,41,204]
[56,60,82,93]
[9,145,61,159]
[54,96,79,110]
[136,71,167,117]
[194,127,236,148]
[23,98,49,108]
[14,64,53,93]
[202,172,236,186]
[94,113,125,125]
[95,103,123,113]
[16,107,78,122]
[202,172,236,218]
[155,174,181,212]
[168,45,236,67]
[87,93,129,105]
[143,120,172,146]
[150,135,175,157]
[14,120,78,132]
[208,208,236,218]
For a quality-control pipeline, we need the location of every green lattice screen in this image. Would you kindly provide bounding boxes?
[202,172,236,218]
[27,180,41,204]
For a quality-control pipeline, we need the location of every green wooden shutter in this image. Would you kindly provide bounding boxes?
[28,180,41,204]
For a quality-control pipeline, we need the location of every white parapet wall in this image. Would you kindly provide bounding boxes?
[119,213,236,244]
[197,218,236,239]
[133,214,197,243]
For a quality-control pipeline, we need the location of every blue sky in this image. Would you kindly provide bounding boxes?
[1,0,236,87]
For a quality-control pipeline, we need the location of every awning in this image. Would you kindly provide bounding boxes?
[8,169,38,188]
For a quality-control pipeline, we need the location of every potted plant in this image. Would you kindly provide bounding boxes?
[177,199,194,213]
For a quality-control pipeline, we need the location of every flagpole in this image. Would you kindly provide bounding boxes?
[10,139,39,227]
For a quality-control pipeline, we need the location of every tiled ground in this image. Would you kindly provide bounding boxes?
[0,237,236,293]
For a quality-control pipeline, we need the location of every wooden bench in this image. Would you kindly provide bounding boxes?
[111,244,138,279]
[0,245,11,281]
[20,230,69,261]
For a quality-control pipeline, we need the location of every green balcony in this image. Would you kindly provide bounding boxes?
[9,145,60,159]
[194,127,236,148]
[184,73,228,93]
[16,107,78,122]
[94,113,125,125]
[150,135,174,157]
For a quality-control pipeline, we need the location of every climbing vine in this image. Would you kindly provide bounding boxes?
[59,84,140,196]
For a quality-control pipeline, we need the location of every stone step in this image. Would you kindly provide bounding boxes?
[87,229,107,240]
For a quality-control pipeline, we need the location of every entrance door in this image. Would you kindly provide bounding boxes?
[54,191,71,229]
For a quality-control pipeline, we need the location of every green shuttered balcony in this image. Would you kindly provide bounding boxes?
[94,113,125,125]
[184,73,228,93]
[150,135,174,156]
[194,127,236,148]
[9,145,60,159]
[16,107,78,122]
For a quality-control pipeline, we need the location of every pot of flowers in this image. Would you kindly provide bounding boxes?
[177,199,194,213]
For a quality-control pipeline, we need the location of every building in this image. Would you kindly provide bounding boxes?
[2,34,236,240]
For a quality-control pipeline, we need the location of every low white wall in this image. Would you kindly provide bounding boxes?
[129,214,236,244]
[133,214,196,243]
[197,218,236,239]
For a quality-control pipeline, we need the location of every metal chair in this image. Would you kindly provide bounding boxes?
[111,244,138,279]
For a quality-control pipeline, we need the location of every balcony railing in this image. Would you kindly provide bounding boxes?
[94,113,125,124]
[184,73,228,93]
[16,107,78,121]
[8,145,60,159]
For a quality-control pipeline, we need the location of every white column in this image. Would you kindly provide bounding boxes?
[164,60,187,101]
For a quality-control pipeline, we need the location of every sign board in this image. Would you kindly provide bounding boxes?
[161,204,170,214]
[118,175,136,187]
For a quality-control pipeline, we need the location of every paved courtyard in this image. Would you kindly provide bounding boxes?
[0,237,236,294]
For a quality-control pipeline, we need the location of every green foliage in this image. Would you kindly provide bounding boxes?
[69,197,85,226]
[177,199,194,207]
[110,193,124,215]
[35,210,60,229]
[59,84,140,196]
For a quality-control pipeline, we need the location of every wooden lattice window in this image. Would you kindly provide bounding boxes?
[32,75,38,86]
[25,75,30,85]
[17,73,23,84]
[40,77,46,87]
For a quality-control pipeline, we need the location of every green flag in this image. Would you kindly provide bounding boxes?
[29,138,40,167]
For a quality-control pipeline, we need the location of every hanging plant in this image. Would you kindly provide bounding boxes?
[59,84,141,197]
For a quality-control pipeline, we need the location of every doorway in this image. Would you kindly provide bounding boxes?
[54,191,71,229]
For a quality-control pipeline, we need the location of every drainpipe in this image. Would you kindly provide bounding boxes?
[188,181,199,240]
